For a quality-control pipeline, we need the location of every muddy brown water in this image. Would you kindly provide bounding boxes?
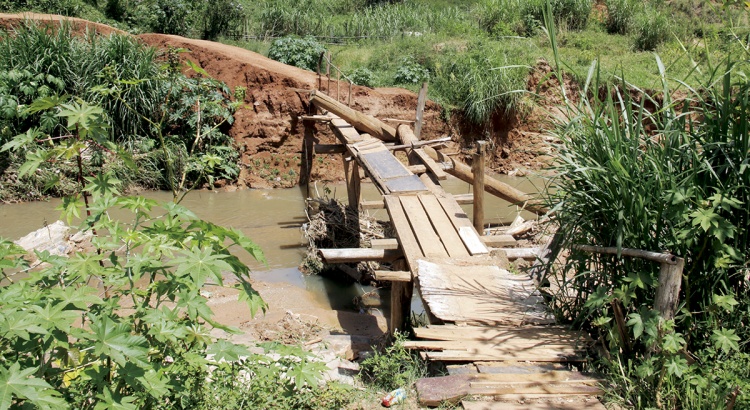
[0,175,545,315]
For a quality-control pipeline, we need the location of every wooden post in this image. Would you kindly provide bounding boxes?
[301,120,316,198]
[654,257,684,321]
[415,82,428,139]
[337,70,340,101]
[344,159,361,212]
[317,52,324,91]
[326,52,331,94]
[390,259,413,334]
[472,141,486,234]
[348,82,352,107]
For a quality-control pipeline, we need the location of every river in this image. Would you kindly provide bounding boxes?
[0,175,545,314]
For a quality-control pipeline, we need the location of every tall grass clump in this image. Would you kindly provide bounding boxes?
[633,7,669,51]
[432,42,530,127]
[541,54,750,408]
[604,0,639,34]
[522,0,593,34]
[474,0,524,37]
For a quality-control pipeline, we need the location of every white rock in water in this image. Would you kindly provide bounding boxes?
[14,220,71,257]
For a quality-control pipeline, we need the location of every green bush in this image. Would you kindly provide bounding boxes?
[267,36,326,71]
[633,8,669,51]
[349,67,375,87]
[360,332,426,391]
[393,57,429,84]
[196,0,245,40]
[522,0,593,33]
[542,55,750,408]
[605,0,639,34]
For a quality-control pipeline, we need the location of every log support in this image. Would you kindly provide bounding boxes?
[390,259,413,334]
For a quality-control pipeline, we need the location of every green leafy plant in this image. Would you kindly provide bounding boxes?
[393,57,429,84]
[267,36,326,72]
[360,332,426,392]
[349,67,375,87]
[605,0,639,34]
[633,7,669,51]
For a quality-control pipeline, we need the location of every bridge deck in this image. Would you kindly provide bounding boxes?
[316,111,599,408]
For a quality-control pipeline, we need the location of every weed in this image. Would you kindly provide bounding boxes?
[267,36,326,71]
[360,332,426,392]
[605,0,639,35]
[633,7,669,51]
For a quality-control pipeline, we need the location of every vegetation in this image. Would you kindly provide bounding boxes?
[359,332,426,392]
[0,22,240,202]
[540,6,750,408]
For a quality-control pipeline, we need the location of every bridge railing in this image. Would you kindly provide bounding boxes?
[316,51,355,107]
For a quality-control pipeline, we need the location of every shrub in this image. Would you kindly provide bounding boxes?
[633,8,669,51]
[605,0,639,34]
[360,332,426,391]
[522,0,593,33]
[267,36,326,72]
[196,0,245,40]
[393,57,429,84]
[146,0,191,35]
[349,67,375,87]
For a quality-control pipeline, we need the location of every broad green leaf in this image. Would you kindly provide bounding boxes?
[712,293,739,313]
[0,363,66,410]
[627,312,644,340]
[24,94,68,114]
[665,355,688,377]
[171,247,231,287]
[90,315,149,367]
[1,128,42,152]
[94,387,138,410]
[287,360,326,388]
[17,149,49,178]
[206,340,251,362]
[237,281,267,318]
[57,195,84,225]
[711,328,740,353]
[84,172,121,199]
[662,332,685,354]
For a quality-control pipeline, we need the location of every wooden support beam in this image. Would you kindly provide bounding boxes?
[382,118,416,124]
[387,136,451,151]
[361,199,385,210]
[314,144,347,154]
[298,115,334,122]
[421,146,549,215]
[390,259,413,334]
[310,91,398,141]
[481,235,517,247]
[396,125,448,180]
[453,193,473,204]
[407,165,427,174]
[318,248,402,263]
[501,247,540,261]
[373,270,412,282]
[573,245,678,265]
[370,238,399,250]
[472,141,486,234]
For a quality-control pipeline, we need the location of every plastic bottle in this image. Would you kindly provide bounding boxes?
[381,388,406,407]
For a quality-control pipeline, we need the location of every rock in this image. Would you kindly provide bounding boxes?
[15,220,71,257]
[69,230,93,243]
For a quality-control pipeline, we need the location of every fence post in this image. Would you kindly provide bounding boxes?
[654,257,684,321]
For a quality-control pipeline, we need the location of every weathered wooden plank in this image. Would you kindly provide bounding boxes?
[413,326,592,343]
[454,193,474,204]
[417,260,552,325]
[417,373,601,407]
[385,175,428,193]
[424,350,586,362]
[370,238,399,249]
[481,235,517,247]
[311,91,398,141]
[360,199,384,210]
[403,340,587,354]
[415,82,428,139]
[384,195,423,271]
[414,148,448,180]
[360,150,412,180]
[437,195,489,255]
[461,400,607,410]
[329,117,362,144]
[373,270,412,282]
[419,195,469,258]
[501,247,540,261]
[400,195,448,258]
[319,248,402,263]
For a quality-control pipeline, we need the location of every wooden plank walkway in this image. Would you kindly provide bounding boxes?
[313,107,602,408]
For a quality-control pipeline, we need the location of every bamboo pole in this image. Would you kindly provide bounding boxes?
[472,141,486,234]
[310,91,398,141]
[573,245,678,265]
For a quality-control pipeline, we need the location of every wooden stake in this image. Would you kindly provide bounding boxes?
[654,257,684,321]
[415,82,428,139]
[301,120,316,198]
[337,70,340,101]
[472,141,486,234]
[390,259,413,334]
[326,51,331,94]
[344,159,361,212]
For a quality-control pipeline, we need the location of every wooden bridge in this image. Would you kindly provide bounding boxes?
[303,88,604,408]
